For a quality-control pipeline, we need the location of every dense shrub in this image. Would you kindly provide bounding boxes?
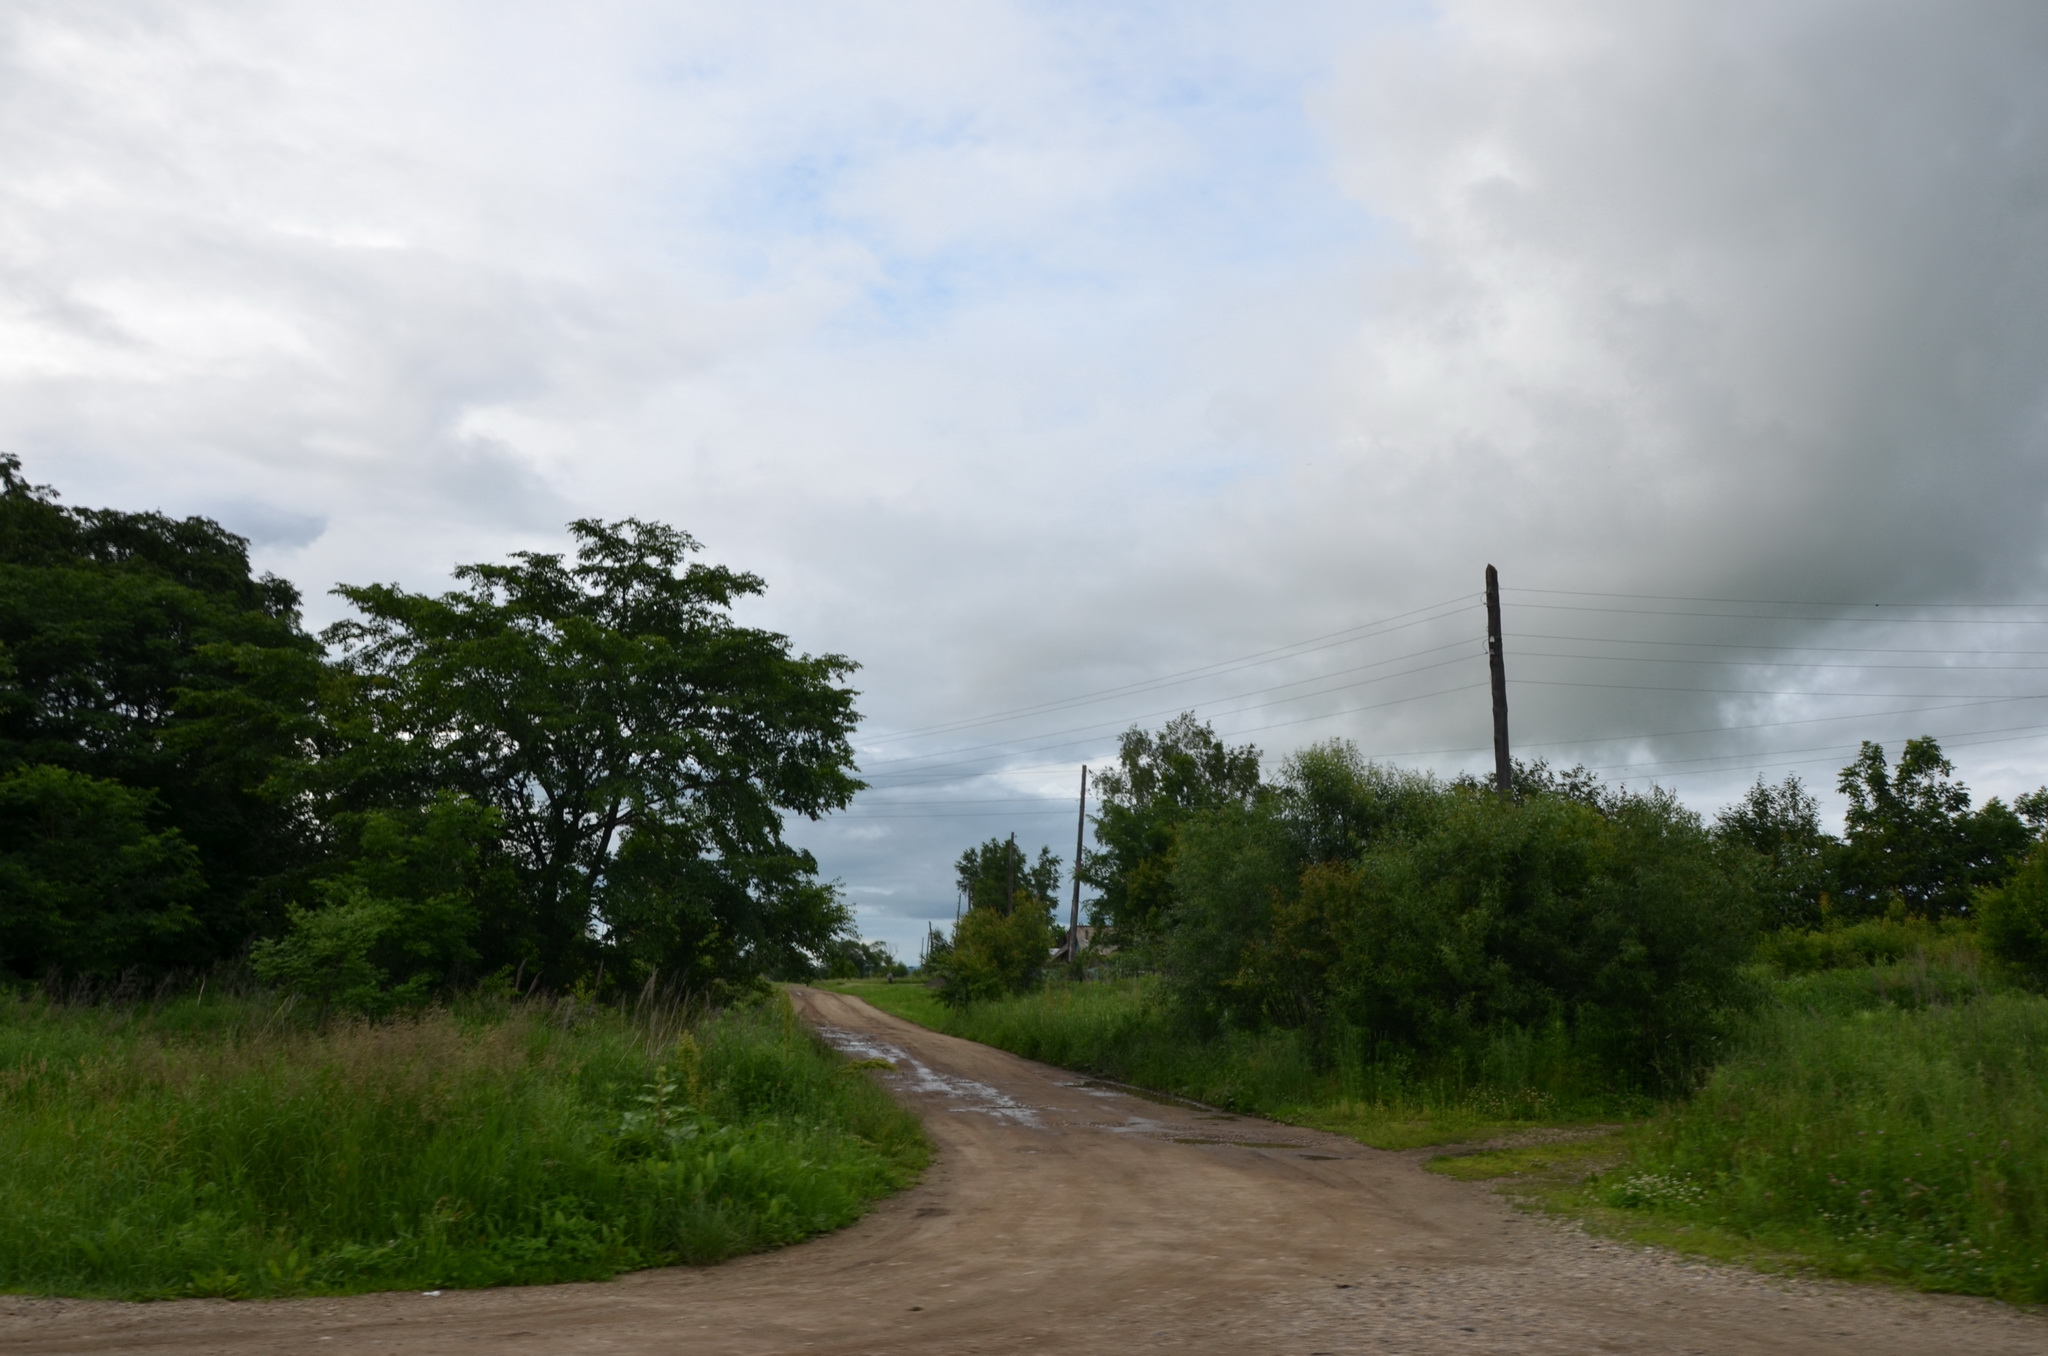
[0,765,206,977]
[1614,975,2048,1301]
[1165,743,1756,1089]
[930,903,1053,1008]
[1979,841,2048,987]
[0,992,924,1298]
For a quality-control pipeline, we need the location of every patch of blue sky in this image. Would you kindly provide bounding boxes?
[648,6,1398,330]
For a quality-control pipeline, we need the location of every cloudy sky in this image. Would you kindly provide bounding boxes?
[6,0,2048,958]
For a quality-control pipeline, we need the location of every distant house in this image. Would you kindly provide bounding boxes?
[1050,925,1111,964]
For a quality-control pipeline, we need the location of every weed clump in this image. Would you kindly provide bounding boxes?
[0,991,924,1299]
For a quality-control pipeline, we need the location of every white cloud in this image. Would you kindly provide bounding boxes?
[4,0,2046,955]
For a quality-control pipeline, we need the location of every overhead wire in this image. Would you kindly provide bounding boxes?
[1504,586,2048,610]
[861,594,1478,745]
[859,643,1485,774]
[1509,601,2048,626]
[830,586,2048,826]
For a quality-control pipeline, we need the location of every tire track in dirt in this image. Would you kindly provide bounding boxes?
[3,985,2041,1354]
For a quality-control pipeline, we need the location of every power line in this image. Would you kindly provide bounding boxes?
[1511,631,2048,658]
[1505,586,2048,610]
[838,807,1079,820]
[1512,601,2048,626]
[1512,649,2048,675]
[1581,721,2048,777]
[859,648,1483,773]
[1302,694,2048,765]
[862,689,2048,795]
[1515,678,2048,701]
[859,595,1478,746]
[1602,726,2048,785]
[860,677,1490,783]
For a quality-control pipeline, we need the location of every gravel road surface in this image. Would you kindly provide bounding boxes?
[3,984,2042,1354]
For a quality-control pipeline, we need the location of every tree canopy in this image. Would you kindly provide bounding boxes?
[1080,713,1260,937]
[0,456,322,966]
[0,462,867,995]
[310,518,863,990]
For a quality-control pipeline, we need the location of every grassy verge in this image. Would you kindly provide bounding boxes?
[0,991,926,1299]
[1426,943,2048,1303]
[1592,977,2048,1301]
[819,977,950,1032]
[821,976,1632,1149]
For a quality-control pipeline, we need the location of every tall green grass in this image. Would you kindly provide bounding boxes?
[833,977,1640,1148]
[1606,951,2048,1301]
[0,991,924,1299]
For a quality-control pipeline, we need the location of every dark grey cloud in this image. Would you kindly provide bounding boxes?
[4,0,2046,958]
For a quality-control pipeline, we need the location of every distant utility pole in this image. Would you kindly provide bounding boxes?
[1069,765,1088,963]
[1005,833,1018,916]
[1485,563,1511,797]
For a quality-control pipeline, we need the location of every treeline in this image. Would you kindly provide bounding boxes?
[938,712,2048,1090]
[0,458,865,1003]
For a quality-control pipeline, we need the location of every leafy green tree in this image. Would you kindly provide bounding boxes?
[250,795,507,1010]
[0,764,205,978]
[955,836,1059,916]
[819,937,903,979]
[1169,754,1756,1086]
[1831,738,2031,918]
[926,834,1062,1003]
[320,518,863,989]
[1163,746,1445,1036]
[0,457,324,955]
[1081,713,1261,937]
[932,901,1054,1007]
[1979,841,2048,986]
[1714,774,1832,929]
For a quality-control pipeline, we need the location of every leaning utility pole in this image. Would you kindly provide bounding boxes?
[1485,563,1511,797]
[1069,765,1088,964]
[1005,833,1018,916]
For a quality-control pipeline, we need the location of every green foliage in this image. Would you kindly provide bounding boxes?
[1715,774,1830,929]
[0,765,205,978]
[1610,977,2048,1301]
[0,993,924,1298]
[0,456,324,959]
[250,797,503,1012]
[817,937,904,980]
[926,833,1062,1005]
[1,459,866,996]
[1755,916,1973,978]
[319,517,863,991]
[1831,738,2033,919]
[954,835,1060,915]
[932,903,1054,1008]
[1081,713,1260,938]
[1166,744,1757,1089]
[855,976,1631,1149]
[1979,841,2048,986]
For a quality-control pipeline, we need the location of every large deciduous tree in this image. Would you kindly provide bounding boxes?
[319,519,862,989]
[1080,713,1262,938]
[0,456,323,969]
[954,836,1060,916]
[1832,737,2031,918]
[1714,773,1831,930]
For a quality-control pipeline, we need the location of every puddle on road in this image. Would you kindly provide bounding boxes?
[1171,1137,1310,1149]
[1070,1078,1213,1111]
[813,1025,1042,1127]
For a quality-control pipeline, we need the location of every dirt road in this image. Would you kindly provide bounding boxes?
[5,986,2043,1354]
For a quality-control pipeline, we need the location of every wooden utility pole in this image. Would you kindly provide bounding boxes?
[1485,563,1511,796]
[1005,833,1017,916]
[1069,765,1088,963]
